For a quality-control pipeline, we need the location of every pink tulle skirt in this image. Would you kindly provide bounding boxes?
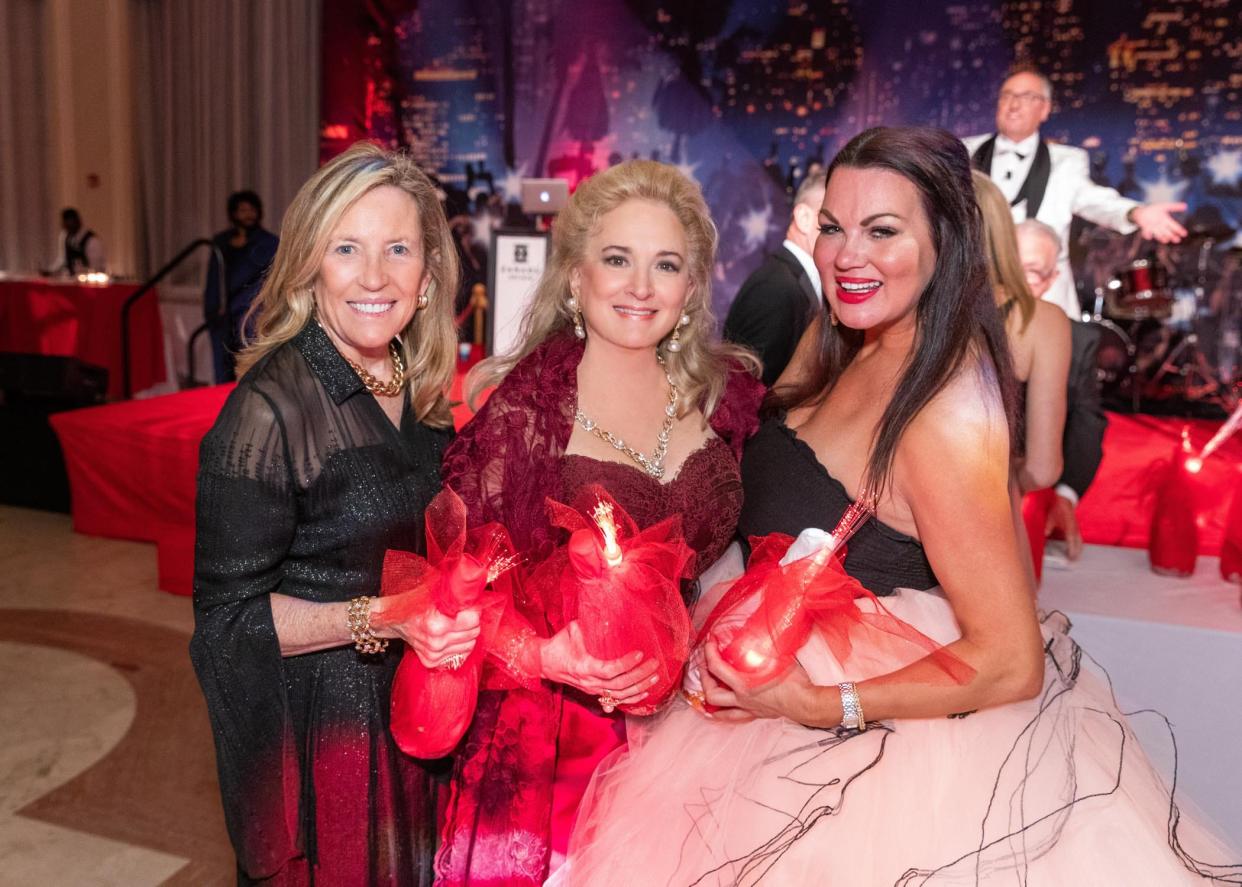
[552,582,1240,886]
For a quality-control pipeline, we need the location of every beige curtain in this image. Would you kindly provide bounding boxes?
[0,0,54,274]
[130,0,321,279]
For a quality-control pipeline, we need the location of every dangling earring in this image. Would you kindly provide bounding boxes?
[666,313,690,353]
[567,294,586,339]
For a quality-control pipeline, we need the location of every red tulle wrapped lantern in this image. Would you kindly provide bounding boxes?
[384,489,518,758]
[714,534,835,683]
[699,529,972,699]
[684,505,973,714]
[1148,429,1201,578]
[533,485,695,716]
[1221,477,1242,585]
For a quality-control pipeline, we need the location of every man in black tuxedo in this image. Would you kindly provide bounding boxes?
[1018,219,1106,560]
[723,171,827,385]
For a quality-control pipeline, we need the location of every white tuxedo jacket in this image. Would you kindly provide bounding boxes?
[964,133,1138,319]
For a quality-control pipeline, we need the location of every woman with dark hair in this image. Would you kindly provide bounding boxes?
[553,128,1238,885]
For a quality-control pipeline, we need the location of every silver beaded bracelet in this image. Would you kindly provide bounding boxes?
[838,681,866,731]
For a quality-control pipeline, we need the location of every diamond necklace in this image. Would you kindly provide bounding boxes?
[574,360,680,480]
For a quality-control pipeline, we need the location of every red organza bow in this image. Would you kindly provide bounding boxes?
[698,532,974,698]
[383,488,518,758]
[530,485,695,715]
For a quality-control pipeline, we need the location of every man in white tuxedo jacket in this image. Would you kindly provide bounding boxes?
[964,69,1187,320]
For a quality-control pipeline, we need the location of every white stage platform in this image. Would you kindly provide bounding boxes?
[1040,544,1242,847]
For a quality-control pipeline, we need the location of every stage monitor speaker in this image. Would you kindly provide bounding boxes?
[0,353,108,512]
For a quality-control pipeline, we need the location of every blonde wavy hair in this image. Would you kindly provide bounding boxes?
[972,169,1035,332]
[237,142,459,427]
[469,159,757,418]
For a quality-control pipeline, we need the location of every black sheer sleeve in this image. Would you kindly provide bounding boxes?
[189,382,302,879]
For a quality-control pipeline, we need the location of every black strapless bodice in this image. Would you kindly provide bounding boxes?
[738,419,937,596]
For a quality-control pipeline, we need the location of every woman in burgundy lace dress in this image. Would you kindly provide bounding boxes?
[435,160,765,886]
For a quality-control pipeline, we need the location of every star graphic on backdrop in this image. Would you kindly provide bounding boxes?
[739,205,772,251]
[1207,150,1242,188]
[675,160,700,183]
[501,165,527,203]
[471,213,494,246]
[1138,174,1190,205]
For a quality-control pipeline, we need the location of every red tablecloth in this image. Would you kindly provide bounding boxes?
[52,384,235,594]
[0,277,165,399]
[1077,412,1239,555]
[51,361,485,594]
[52,395,1238,596]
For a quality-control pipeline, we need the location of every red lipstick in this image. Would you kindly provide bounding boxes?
[834,276,882,305]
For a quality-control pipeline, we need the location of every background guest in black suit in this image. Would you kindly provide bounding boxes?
[203,190,280,382]
[723,171,826,385]
[1017,219,1107,560]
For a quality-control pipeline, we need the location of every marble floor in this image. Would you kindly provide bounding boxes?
[0,505,234,886]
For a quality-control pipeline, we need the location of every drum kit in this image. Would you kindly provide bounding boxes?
[1090,219,1240,414]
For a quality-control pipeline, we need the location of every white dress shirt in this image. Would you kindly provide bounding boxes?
[991,133,1040,207]
[49,229,107,275]
[782,238,822,306]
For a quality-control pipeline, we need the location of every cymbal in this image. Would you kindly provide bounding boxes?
[1183,222,1235,240]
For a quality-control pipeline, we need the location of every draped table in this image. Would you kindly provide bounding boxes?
[0,276,165,399]
[51,358,484,595]
[1074,412,1240,557]
[50,403,1239,595]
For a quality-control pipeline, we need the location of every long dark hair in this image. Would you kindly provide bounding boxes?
[771,126,1016,499]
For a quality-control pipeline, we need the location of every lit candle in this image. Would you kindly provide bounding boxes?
[591,500,623,567]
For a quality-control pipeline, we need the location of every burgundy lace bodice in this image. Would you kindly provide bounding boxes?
[442,333,762,574]
[560,437,741,580]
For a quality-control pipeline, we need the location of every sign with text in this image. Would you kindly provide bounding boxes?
[488,230,549,358]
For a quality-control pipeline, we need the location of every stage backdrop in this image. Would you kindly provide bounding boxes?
[320,0,1242,319]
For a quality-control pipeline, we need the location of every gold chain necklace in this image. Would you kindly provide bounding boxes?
[345,343,406,397]
[574,361,679,480]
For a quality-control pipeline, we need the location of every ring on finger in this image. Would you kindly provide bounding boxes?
[442,653,466,671]
[599,693,618,714]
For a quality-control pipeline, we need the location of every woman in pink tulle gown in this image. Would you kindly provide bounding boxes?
[556,127,1240,886]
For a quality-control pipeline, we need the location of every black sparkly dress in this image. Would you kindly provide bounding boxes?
[190,321,452,886]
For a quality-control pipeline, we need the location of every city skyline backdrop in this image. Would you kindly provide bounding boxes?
[321,0,1242,313]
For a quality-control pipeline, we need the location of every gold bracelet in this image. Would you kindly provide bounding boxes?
[347,596,390,655]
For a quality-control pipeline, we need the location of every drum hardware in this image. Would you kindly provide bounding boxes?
[1095,229,1241,413]
[1148,331,1226,402]
[1149,231,1237,407]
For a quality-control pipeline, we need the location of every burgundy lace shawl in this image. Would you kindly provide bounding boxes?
[436,333,762,886]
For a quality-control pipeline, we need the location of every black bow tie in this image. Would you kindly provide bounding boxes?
[1003,151,1027,180]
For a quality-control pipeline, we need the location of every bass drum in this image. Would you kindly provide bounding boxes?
[1092,318,1135,401]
